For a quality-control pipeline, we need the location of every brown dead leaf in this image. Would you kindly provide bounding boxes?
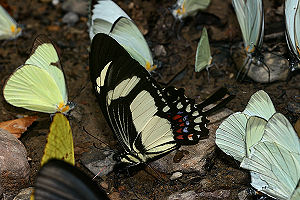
[47,25,60,32]
[0,116,38,138]
[295,118,300,138]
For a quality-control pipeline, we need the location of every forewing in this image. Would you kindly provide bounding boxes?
[110,17,153,68]
[0,5,21,40]
[195,27,212,72]
[90,0,130,39]
[25,35,68,103]
[41,113,74,166]
[262,113,300,154]
[241,142,300,199]
[243,90,276,120]
[285,0,298,56]
[216,112,248,162]
[3,65,64,113]
[245,116,267,157]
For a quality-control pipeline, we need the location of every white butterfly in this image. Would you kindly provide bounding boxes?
[89,0,156,72]
[0,5,22,40]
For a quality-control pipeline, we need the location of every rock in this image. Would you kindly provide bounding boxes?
[62,12,79,25]
[80,147,116,177]
[62,0,89,15]
[168,191,197,200]
[150,108,232,174]
[232,45,289,83]
[154,45,167,57]
[0,129,30,197]
[13,187,33,200]
[170,171,183,180]
[198,190,231,199]
[238,188,253,200]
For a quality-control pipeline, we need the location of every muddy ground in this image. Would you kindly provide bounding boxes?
[0,0,299,199]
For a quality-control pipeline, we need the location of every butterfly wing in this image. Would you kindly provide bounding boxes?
[245,116,266,157]
[90,33,212,165]
[34,159,109,200]
[172,0,210,20]
[215,112,248,162]
[0,5,21,40]
[195,27,212,72]
[3,65,65,113]
[285,0,298,57]
[241,142,300,199]
[243,90,276,120]
[262,113,300,154]
[109,17,154,71]
[25,35,68,103]
[41,113,74,166]
[232,0,264,53]
[89,0,130,39]
[294,0,300,61]
[290,180,300,200]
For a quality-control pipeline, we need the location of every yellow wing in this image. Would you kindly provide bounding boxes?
[41,113,74,166]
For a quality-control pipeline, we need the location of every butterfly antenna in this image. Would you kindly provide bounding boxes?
[70,80,89,102]
[82,126,111,149]
[197,87,229,109]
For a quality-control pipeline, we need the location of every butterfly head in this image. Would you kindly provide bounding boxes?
[10,25,22,38]
[57,101,75,114]
[145,61,157,72]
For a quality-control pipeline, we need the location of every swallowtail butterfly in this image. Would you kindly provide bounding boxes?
[90,33,232,167]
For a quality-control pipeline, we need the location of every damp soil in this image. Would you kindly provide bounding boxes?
[0,0,299,199]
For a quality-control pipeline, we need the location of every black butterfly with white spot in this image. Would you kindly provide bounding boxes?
[89,33,233,167]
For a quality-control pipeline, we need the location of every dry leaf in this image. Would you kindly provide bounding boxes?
[0,116,38,138]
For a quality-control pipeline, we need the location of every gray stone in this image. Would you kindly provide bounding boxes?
[62,12,79,26]
[13,187,33,200]
[80,147,116,177]
[168,191,197,200]
[62,0,88,15]
[0,129,30,197]
[154,45,167,57]
[198,190,231,199]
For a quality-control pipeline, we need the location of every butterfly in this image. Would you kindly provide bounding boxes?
[89,0,156,72]
[240,113,300,199]
[90,33,233,168]
[195,27,212,73]
[33,159,109,200]
[216,90,276,162]
[232,0,267,79]
[0,5,21,40]
[41,113,74,167]
[172,0,211,20]
[3,35,74,114]
[285,0,300,71]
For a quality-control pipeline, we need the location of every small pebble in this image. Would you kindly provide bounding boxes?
[168,191,197,200]
[170,171,183,180]
[154,45,167,57]
[62,12,79,26]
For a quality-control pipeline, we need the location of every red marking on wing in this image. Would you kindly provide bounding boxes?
[176,128,182,133]
[176,135,184,140]
[179,123,185,127]
[172,115,182,120]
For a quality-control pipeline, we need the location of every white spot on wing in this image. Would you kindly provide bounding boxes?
[186,104,191,112]
[194,116,202,123]
[194,125,201,131]
[192,111,199,116]
[177,102,183,109]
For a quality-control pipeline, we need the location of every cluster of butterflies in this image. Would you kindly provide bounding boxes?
[1,0,233,198]
[216,90,300,200]
[232,0,300,77]
[2,0,299,199]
